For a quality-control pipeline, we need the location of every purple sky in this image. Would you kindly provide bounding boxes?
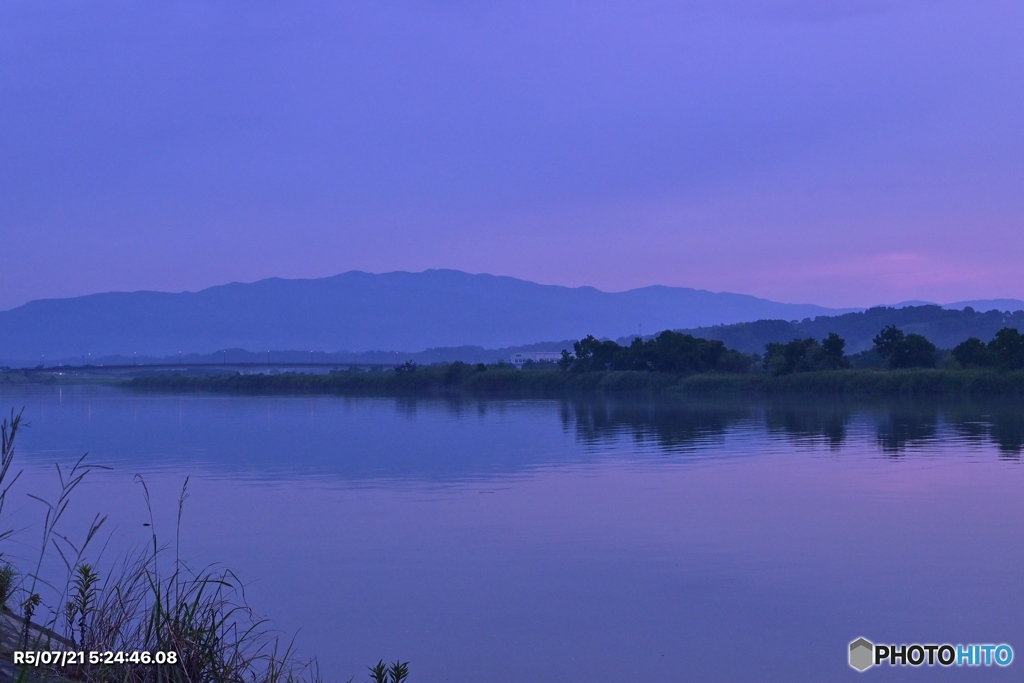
[2,1,1022,311]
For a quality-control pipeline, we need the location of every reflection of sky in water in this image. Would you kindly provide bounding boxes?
[0,385,1022,682]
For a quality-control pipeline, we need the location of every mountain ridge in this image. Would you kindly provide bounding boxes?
[3,270,1021,365]
[680,305,1024,355]
[0,269,851,363]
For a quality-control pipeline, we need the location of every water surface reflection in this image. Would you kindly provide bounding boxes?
[563,396,1023,458]
[0,385,1021,682]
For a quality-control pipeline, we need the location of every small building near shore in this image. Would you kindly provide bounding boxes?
[510,352,564,368]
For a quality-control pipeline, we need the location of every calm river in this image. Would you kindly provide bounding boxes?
[1,384,1022,681]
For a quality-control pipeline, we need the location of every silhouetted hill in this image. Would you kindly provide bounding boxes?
[945,299,1024,312]
[681,305,1024,354]
[0,270,848,363]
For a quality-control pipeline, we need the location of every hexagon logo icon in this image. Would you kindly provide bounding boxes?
[849,637,874,672]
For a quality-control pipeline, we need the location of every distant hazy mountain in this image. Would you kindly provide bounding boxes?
[0,270,849,363]
[887,300,938,308]
[944,299,1024,312]
[682,305,1024,355]
[880,300,1024,311]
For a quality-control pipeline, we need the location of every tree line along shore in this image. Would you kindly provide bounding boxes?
[125,325,1024,398]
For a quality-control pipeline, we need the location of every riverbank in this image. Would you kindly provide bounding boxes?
[124,366,1024,398]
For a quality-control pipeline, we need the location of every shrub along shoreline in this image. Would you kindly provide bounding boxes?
[126,366,1024,398]
[118,324,1024,398]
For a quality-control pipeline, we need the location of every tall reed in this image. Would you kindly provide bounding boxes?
[0,410,318,682]
[0,409,408,683]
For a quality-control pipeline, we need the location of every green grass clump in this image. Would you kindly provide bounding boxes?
[367,660,408,683]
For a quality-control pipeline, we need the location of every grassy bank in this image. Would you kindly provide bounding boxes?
[125,366,1024,398]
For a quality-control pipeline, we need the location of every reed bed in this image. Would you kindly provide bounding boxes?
[128,366,1024,398]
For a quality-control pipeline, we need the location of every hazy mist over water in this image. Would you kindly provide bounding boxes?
[1,385,1021,681]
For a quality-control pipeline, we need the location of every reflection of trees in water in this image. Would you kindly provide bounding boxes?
[990,415,1024,458]
[763,404,849,451]
[873,404,940,455]
[382,395,1022,458]
[560,397,1024,458]
[944,404,1024,458]
[560,399,756,453]
[394,396,517,421]
[991,417,1024,458]
[394,397,419,419]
